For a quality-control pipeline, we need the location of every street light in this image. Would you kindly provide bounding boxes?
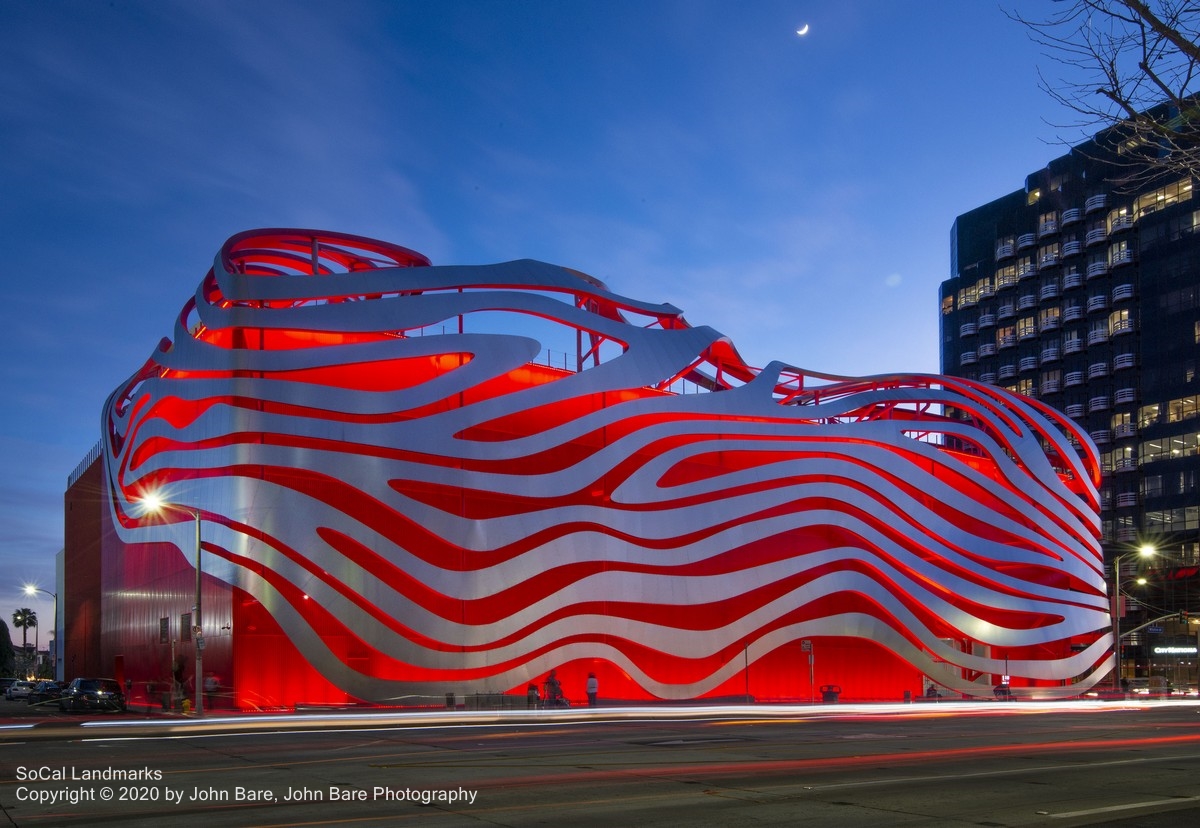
[1112,544,1156,692]
[22,585,57,680]
[140,492,204,717]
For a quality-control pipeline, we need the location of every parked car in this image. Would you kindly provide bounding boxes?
[5,680,35,701]
[58,678,126,713]
[0,678,17,695]
[27,680,68,706]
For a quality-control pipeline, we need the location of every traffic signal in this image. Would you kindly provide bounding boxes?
[1180,610,1190,623]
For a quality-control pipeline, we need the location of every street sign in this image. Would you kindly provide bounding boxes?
[1148,625,1163,634]
[801,639,812,652]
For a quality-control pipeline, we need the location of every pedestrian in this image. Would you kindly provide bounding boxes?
[545,670,564,707]
[586,672,598,706]
[204,672,220,709]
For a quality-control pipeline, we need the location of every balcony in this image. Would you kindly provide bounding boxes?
[978,312,996,328]
[960,322,978,337]
[1112,283,1134,301]
[1085,194,1108,212]
[995,242,1015,260]
[1110,215,1133,233]
[1040,315,1061,331]
[979,372,997,384]
[1063,338,1084,354]
[1116,527,1138,541]
[1089,395,1111,412]
[1087,327,1110,344]
[1040,283,1060,300]
[1112,318,1134,336]
[960,351,978,366]
[1041,379,1061,394]
[1114,422,1137,439]
[978,284,996,299]
[1065,403,1086,417]
[1086,228,1108,246]
[1063,305,1084,321]
[1114,387,1138,404]
[1040,347,1061,363]
[1039,219,1059,237]
[998,364,1017,379]
[1087,260,1109,278]
[1019,327,1039,342]
[1018,232,1037,249]
[1018,294,1038,309]
[1111,248,1133,267]
[1040,252,1060,268]
[1086,295,1109,313]
[998,304,1016,319]
[1090,429,1112,445]
[998,335,1017,349]
[1116,492,1139,508]
[1062,240,1083,257]
[1062,207,1083,224]
[1114,457,1138,472]
[1088,361,1110,378]
[978,342,997,357]
[1017,262,1039,279]
[997,273,1018,290]
[1113,352,1136,370]
[1063,271,1084,290]
[1065,371,1085,387]
[1019,356,1038,372]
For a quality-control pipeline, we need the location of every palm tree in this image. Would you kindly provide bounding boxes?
[11,608,36,655]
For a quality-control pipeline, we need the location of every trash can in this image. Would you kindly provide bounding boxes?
[820,684,841,704]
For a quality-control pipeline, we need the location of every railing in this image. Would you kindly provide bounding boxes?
[1088,328,1110,344]
[1089,395,1112,411]
[1087,260,1109,277]
[1116,492,1139,507]
[1063,338,1084,353]
[1113,353,1136,370]
[1039,219,1059,237]
[1062,207,1083,224]
[1114,388,1138,404]
[1065,371,1085,386]
[1017,262,1039,279]
[1110,249,1133,267]
[68,440,102,488]
[1086,295,1109,313]
[1018,232,1038,249]
[1040,347,1061,363]
[1112,318,1135,335]
[1040,315,1061,330]
[959,322,978,337]
[1112,283,1135,301]
[1063,305,1084,321]
[1088,361,1110,378]
[1110,215,1133,232]
[1018,294,1037,309]
[979,372,997,384]
[998,365,1017,379]
[960,351,978,365]
[1085,194,1108,212]
[1086,228,1108,246]
[998,335,1017,349]
[1019,356,1038,371]
[1063,272,1084,289]
[1090,430,1113,445]
[1065,403,1085,417]
[1040,283,1060,300]
[978,342,997,357]
[1115,457,1138,471]
[995,242,1015,260]
[1042,379,1060,394]
[977,313,996,328]
[1062,240,1083,257]
[1114,423,1137,439]
[998,304,1016,318]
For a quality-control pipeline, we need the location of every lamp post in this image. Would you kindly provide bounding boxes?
[22,586,57,680]
[141,493,204,717]
[1112,544,1155,692]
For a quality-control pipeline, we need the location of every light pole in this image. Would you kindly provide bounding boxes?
[22,587,56,679]
[1112,544,1155,692]
[141,493,204,717]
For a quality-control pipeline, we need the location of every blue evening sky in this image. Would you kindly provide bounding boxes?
[0,0,1065,633]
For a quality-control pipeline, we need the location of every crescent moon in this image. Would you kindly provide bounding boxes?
[796,24,810,36]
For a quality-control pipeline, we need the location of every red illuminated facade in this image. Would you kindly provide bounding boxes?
[78,229,1112,708]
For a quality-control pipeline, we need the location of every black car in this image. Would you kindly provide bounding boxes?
[27,680,67,706]
[59,678,126,713]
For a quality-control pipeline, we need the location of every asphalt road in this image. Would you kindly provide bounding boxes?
[1,698,1199,827]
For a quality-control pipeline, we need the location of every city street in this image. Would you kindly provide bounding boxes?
[1,699,1199,826]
